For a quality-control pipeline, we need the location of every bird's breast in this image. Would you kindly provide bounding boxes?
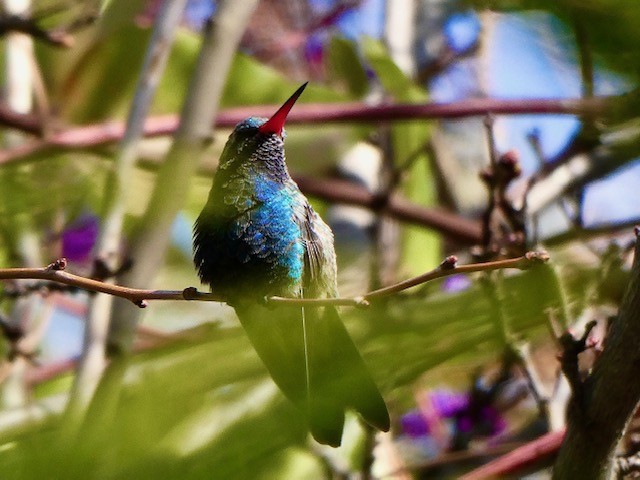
[195,177,305,300]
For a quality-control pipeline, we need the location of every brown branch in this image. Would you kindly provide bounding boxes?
[553,228,640,479]
[294,175,482,243]
[0,253,549,309]
[0,259,217,308]
[145,149,478,242]
[362,251,548,300]
[0,13,74,47]
[557,320,598,402]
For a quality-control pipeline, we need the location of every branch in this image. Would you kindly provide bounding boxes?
[219,96,609,125]
[0,13,74,47]
[557,320,598,402]
[0,259,214,307]
[294,175,482,243]
[0,101,42,134]
[553,228,640,479]
[0,253,549,309]
[0,96,613,162]
[62,0,190,425]
[361,251,548,300]
[461,430,565,480]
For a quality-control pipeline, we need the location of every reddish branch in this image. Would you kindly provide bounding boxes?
[295,175,482,243]
[461,430,566,480]
[218,96,608,125]
[0,96,611,149]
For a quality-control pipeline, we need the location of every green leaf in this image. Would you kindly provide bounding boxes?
[360,37,427,102]
[96,0,149,37]
[361,37,439,271]
[326,37,369,98]
[222,53,347,107]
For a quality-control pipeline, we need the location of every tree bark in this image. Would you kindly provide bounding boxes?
[553,229,640,478]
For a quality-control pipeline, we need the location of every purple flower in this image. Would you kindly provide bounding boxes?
[430,390,470,417]
[62,213,99,262]
[401,410,430,437]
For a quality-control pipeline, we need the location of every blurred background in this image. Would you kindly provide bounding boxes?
[0,0,638,478]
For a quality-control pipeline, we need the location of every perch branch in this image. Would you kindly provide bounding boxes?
[0,252,549,309]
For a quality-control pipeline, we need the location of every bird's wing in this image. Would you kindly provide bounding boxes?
[297,203,390,442]
[234,200,388,446]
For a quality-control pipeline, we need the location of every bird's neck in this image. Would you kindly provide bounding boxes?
[219,148,291,188]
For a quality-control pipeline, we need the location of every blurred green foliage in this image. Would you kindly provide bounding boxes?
[0,260,583,479]
[0,1,631,478]
[362,38,440,274]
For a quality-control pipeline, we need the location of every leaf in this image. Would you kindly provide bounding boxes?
[96,0,149,37]
[360,37,427,102]
[222,53,346,107]
[326,37,369,98]
[361,37,439,272]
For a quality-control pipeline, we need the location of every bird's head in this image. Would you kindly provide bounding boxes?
[218,83,307,173]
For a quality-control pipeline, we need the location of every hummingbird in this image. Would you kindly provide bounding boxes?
[193,83,389,446]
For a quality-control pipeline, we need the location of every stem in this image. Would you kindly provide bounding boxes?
[108,0,259,354]
[0,0,42,410]
[65,0,188,422]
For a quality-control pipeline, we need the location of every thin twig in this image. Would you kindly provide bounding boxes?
[0,252,550,309]
[483,114,498,169]
[363,251,548,300]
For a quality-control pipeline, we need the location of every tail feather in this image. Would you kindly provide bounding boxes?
[234,303,389,446]
[307,306,390,433]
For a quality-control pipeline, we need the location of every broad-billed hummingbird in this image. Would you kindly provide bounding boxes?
[193,83,389,446]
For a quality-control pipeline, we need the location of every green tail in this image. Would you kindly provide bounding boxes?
[235,303,389,446]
